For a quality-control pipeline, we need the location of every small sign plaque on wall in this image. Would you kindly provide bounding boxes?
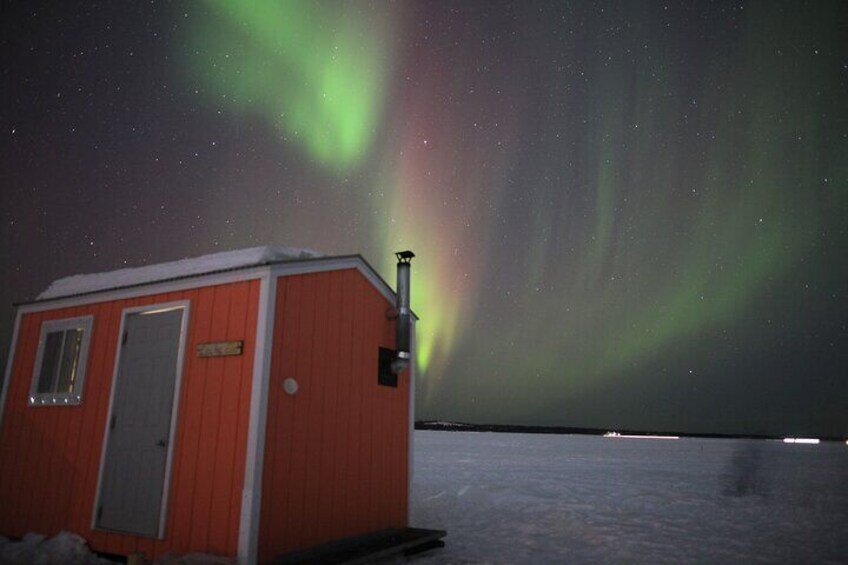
[197,341,243,357]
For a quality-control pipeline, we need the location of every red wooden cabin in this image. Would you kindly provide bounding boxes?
[0,247,423,563]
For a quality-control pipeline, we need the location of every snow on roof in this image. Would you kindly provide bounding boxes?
[38,246,322,300]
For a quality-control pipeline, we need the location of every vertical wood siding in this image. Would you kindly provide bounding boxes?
[259,269,409,562]
[0,279,260,560]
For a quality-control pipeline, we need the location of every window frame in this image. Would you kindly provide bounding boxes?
[29,315,94,406]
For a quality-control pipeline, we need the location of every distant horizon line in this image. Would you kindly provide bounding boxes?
[414,420,847,443]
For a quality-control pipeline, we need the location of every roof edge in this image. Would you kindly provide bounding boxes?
[15,255,349,306]
[14,254,418,319]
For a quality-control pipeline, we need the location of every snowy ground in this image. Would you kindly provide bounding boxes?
[3,431,845,564]
[402,431,848,564]
[0,532,233,565]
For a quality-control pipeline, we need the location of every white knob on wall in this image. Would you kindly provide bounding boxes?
[283,378,299,395]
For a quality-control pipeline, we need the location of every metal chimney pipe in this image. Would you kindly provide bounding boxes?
[392,250,415,374]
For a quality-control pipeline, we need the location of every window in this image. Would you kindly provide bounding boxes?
[30,316,94,405]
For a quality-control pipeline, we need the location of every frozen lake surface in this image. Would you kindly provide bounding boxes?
[404,431,848,564]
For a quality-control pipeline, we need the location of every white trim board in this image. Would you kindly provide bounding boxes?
[0,310,24,434]
[237,272,276,565]
[408,319,417,525]
[157,302,191,538]
[18,256,412,320]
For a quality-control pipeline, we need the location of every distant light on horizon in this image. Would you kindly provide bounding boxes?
[783,438,820,445]
[604,432,679,440]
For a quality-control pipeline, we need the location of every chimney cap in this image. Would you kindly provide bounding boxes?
[395,250,415,263]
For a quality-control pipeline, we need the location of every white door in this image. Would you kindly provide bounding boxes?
[96,307,184,536]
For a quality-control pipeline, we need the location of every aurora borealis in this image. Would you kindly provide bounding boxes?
[2,1,846,436]
[182,1,394,171]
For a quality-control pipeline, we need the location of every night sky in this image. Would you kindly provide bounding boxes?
[2,1,846,437]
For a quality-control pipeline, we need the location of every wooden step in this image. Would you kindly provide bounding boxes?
[273,527,447,564]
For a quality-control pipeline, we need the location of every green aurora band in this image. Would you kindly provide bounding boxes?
[182,0,392,172]
[447,4,847,428]
[180,1,458,376]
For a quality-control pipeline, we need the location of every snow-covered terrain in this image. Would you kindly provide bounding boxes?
[405,431,848,564]
[3,431,845,564]
[0,532,234,565]
[0,532,112,565]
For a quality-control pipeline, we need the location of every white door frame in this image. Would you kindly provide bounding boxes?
[91,299,191,538]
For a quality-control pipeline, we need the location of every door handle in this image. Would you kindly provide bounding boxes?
[157,439,168,447]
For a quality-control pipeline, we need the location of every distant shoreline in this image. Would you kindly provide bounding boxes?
[414,421,846,443]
